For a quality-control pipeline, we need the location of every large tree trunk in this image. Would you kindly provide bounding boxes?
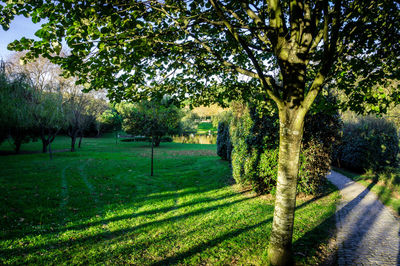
[268,106,305,266]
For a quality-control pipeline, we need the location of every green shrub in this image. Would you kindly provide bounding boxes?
[333,117,399,172]
[298,140,332,194]
[161,136,173,142]
[216,122,232,161]
[219,99,341,195]
[120,136,151,142]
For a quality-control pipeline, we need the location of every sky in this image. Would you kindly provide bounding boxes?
[0,15,43,60]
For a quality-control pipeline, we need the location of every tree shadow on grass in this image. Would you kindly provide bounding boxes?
[1,196,255,257]
[7,191,242,241]
[2,181,340,265]
[2,156,232,241]
[150,188,337,265]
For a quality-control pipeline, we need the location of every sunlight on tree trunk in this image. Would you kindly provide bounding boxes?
[268,107,304,266]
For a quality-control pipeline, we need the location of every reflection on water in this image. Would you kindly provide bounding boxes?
[172,134,217,145]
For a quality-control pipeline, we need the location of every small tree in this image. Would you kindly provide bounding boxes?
[31,90,66,155]
[100,104,123,144]
[64,91,91,152]
[0,66,35,153]
[119,99,182,147]
[81,96,108,141]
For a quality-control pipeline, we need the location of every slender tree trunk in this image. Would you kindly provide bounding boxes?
[42,138,48,153]
[268,107,305,266]
[71,135,77,152]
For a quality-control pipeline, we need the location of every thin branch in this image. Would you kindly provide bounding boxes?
[210,0,282,105]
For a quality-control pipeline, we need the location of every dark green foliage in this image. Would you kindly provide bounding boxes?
[179,111,200,135]
[298,140,331,194]
[119,136,172,143]
[0,69,36,152]
[216,122,232,161]
[298,110,343,194]
[119,98,183,147]
[120,136,151,142]
[161,136,173,142]
[229,103,280,195]
[333,117,399,172]
[219,101,341,195]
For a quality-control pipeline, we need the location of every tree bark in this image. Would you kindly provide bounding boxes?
[41,138,48,153]
[154,136,161,147]
[71,135,77,152]
[268,107,305,266]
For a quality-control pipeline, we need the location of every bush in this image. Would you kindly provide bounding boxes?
[161,136,173,142]
[333,116,399,172]
[216,122,232,161]
[120,136,151,142]
[229,103,279,195]
[218,99,342,195]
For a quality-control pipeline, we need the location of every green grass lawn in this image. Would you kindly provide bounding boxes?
[197,122,217,134]
[1,136,339,265]
[333,167,400,215]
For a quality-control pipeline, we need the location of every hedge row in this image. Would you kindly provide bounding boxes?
[217,101,342,195]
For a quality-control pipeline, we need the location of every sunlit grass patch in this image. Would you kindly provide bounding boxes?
[1,136,338,264]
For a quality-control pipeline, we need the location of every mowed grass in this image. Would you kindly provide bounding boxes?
[197,122,217,134]
[0,136,339,265]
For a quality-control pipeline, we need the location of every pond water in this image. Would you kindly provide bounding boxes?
[172,134,217,145]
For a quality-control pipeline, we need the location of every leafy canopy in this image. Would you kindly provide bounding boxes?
[1,0,398,112]
[117,97,183,142]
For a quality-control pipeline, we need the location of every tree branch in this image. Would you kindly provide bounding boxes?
[209,0,282,105]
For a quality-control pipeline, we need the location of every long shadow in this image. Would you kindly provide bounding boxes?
[1,196,255,257]
[398,225,400,266]
[2,182,338,264]
[7,192,240,241]
[2,163,233,242]
[293,181,379,264]
[151,217,274,266]
[151,188,337,265]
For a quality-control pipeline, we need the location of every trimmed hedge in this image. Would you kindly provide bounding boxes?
[120,136,173,143]
[216,122,232,161]
[219,101,341,195]
[333,117,399,172]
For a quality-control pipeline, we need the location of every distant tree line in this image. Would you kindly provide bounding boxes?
[0,55,107,154]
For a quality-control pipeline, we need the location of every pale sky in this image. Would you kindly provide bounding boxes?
[0,15,43,60]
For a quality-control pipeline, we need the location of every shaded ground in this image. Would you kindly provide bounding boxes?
[328,170,400,265]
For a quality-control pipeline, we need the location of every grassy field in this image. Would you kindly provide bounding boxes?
[334,167,400,216]
[197,122,217,135]
[1,135,339,265]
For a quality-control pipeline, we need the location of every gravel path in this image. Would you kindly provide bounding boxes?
[327,170,400,265]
